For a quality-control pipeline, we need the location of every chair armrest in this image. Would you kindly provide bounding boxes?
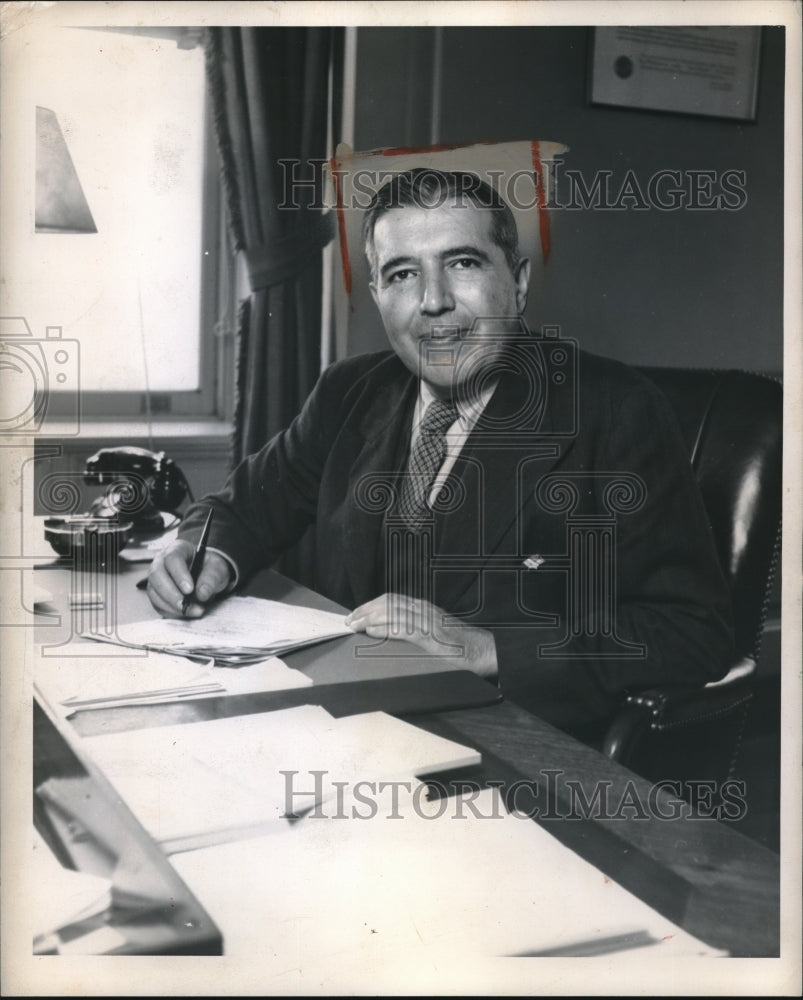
[602,658,756,767]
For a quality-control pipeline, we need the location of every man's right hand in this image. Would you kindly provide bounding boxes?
[147,539,233,618]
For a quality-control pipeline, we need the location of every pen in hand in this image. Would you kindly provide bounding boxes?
[182,507,215,616]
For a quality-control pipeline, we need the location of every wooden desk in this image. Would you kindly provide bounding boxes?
[32,560,780,959]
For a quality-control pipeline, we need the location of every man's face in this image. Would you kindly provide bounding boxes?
[369,203,530,397]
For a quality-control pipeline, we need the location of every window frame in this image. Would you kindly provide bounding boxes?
[45,86,234,427]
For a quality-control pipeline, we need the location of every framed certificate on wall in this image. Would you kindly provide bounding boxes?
[589,26,762,121]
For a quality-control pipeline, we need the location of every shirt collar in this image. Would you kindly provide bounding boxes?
[417,378,498,430]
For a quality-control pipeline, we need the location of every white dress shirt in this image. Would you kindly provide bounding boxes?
[412,379,498,507]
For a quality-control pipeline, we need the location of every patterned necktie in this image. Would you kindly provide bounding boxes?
[397,398,458,528]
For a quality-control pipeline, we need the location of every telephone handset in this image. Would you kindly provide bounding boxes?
[84,446,194,534]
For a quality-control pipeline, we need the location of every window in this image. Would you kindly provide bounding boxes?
[22,27,233,424]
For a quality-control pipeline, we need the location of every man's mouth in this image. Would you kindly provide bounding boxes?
[425,326,464,342]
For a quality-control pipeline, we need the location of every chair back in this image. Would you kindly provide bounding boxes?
[638,368,783,664]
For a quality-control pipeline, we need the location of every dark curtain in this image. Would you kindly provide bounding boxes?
[204,27,339,585]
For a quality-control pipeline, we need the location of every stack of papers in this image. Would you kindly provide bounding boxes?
[82,705,482,854]
[81,595,353,665]
[35,644,312,716]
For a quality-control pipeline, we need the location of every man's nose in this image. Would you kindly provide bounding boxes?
[420,268,454,315]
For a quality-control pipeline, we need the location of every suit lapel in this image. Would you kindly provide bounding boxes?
[433,359,575,609]
[341,365,417,604]
[338,342,580,610]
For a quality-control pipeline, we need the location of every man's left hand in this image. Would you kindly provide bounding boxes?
[345,593,498,680]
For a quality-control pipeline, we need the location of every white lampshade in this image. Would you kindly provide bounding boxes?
[35,106,97,234]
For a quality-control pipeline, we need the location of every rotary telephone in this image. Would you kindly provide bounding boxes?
[83,446,194,535]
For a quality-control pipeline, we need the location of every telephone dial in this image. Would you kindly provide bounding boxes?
[83,446,194,535]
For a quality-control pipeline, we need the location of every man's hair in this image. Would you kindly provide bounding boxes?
[361,168,522,281]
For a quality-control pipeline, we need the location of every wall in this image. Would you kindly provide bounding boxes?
[347,26,784,375]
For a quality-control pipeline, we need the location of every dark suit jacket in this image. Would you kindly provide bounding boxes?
[179,346,734,734]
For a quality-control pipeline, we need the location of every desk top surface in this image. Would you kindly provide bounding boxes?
[31,560,781,961]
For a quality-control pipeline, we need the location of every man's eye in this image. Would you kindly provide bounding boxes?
[389,269,415,283]
[452,257,480,269]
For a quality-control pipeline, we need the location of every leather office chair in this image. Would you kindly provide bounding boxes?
[601,368,783,793]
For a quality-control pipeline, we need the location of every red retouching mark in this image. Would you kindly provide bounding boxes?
[330,155,351,296]
[331,139,552,298]
[530,140,551,264]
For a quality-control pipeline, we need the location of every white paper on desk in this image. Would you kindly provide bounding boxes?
[118,521,179,563]
[171,785,725,984]
[82,706,481,854]
[35,647,311,715]
[211,656,313,696]
[35,650,217,715]
[83,595,352,658]
[33,583,54,606]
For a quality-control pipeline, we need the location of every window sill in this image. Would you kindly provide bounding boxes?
[31,420,235,507]
[39,419,233,450]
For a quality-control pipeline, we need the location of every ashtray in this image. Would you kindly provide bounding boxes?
[44,517,134,564]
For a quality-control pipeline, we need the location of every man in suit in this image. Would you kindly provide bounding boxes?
[147,168,733,737]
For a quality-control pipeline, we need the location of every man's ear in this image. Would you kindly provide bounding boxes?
[369,279,379,308]
[514,257,531,313]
